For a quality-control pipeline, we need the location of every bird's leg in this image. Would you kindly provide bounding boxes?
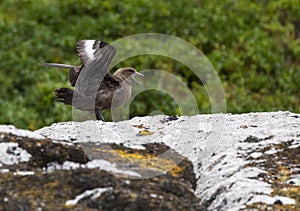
[95,109,104,121]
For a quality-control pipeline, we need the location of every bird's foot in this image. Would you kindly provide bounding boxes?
[95,110,105,121]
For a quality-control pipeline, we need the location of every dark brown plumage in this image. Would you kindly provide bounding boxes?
[42,40,143,121]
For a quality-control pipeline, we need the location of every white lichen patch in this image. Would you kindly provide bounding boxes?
[65,187,113,206]
[13,171,35,176]
[248,195,295,205]
[0,142,31,165]
[86,159,142,177]
[46,159,141,178]
[0,125,44,139]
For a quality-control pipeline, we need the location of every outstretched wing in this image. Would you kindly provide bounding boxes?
[73,40,118,110]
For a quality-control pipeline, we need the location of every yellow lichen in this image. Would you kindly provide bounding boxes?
[138,129,154,136]
[95,148,183,177]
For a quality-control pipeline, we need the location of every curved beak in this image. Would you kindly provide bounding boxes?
[132,72,144,85]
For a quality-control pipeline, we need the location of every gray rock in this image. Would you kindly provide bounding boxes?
[1,111,300,210]
[0,128,200,210]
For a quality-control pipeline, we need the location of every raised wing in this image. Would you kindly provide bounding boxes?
[77,40,109,64]
[73,40,118,110]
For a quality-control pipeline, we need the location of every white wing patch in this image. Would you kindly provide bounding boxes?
[83,40,96,61]
[76,39,114,65]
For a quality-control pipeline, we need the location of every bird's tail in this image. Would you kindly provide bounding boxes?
[55,88,74,105]
[55,88,92,111]
[41,63,75,69]
[41,63,80,87]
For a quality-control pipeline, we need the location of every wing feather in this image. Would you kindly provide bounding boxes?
[73,40,119,110]
[77,40,109,64]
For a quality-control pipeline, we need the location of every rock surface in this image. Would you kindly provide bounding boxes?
[0,127,200,210]
[1,111,300,210]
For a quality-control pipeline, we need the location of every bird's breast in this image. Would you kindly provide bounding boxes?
[110,85,132,108]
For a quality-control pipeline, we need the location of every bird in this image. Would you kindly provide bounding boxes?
[42,40,144,121]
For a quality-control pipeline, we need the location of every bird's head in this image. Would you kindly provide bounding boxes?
[113,67,144,85]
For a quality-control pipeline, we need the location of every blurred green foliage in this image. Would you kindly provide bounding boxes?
[0,0,299,130]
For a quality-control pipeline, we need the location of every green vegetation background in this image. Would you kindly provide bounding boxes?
[0,0,299,130]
